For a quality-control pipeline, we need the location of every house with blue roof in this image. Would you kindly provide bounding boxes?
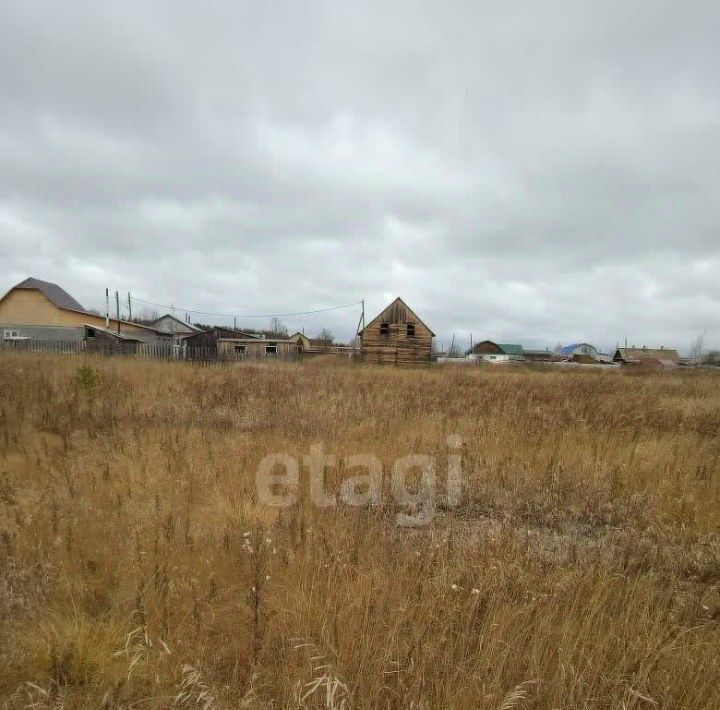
[560,343,612,362]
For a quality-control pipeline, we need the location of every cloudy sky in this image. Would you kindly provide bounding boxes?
[1,1,719,352]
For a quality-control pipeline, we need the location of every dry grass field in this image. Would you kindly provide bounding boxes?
[0,353,719,709]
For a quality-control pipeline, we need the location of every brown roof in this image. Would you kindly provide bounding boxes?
[614,347,679,363]
[13,277,86,311]
[360,297,435,337]
[3,277,164,334]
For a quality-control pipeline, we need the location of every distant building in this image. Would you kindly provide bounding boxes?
[150,313,202,342]
[83,324,142,354]
[217,337,299,361]
[523,348,559,362]
[560,343,613,363]
[182,326,260,351]
[613,346,680,368]
[359,297,434,365]
[289,332,333,354]
[467,341,524,363]
[0,277,170,345]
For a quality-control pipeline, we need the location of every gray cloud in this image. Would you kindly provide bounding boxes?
[1,0,719,350]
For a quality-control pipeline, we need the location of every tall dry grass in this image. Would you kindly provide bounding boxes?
[0,353,718,708]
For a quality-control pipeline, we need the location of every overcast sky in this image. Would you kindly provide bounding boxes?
[1,1,719,352]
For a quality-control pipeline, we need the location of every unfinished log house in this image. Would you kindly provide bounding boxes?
[359,297,434,365]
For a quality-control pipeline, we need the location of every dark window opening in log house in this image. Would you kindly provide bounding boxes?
[265,344,278,355]
[234,344,246,353]
[407,323,415,337]
[380,323,390,337]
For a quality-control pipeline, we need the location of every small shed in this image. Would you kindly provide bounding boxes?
[182,327,260,350]
[613,346,680,367]
[290,332,333,354]
[83,324,142,354]
[523,348,559,362]
[359,297,434,365]
[217,338,299,361]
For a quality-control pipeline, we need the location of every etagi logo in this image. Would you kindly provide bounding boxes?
[255,436,464,526]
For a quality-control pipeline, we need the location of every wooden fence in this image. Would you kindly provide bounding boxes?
[0,338,300,364]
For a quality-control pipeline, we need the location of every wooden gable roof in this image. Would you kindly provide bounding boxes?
[360,297,435,337]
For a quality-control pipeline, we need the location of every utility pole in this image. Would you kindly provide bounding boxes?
[115,291,121,333]
[127,292,132,322]
[354,299,365,351]
[105,288,110,328]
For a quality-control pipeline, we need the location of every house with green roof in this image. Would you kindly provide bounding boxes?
[466,340,524,363]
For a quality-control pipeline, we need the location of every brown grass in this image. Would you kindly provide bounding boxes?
[0,353,718,709]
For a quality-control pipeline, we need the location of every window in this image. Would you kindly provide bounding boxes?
[406,323,416,337]
[234,344,246,353]
[380,323,390,337]
[3,329,19,339]
[265,344,277,355]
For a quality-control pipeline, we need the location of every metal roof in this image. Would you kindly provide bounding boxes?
[2,277,169,335]
[150,313,203,333]
[560,343,596,356]
[83,324,142,342]
[14,277,86,311]
[497,343,523,355]
[614,347,680,362]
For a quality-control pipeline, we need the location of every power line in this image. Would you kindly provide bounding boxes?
[129,294,363,319]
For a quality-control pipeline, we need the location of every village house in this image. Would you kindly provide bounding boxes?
[613,346,680,368]
[0,277,171,345]
[467,341,524,363]
[149,313,202,343]
[217,337,299,361]
[359,297,434,365]
[182,326,260,352]
[560,343,613,363]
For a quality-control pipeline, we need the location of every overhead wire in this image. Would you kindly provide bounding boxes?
[128,294,362,319]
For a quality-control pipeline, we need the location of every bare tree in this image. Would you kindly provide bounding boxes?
[706,350,720,366]
[690,332,705,365]
[317,328,334,349]
[268,317,288,338]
